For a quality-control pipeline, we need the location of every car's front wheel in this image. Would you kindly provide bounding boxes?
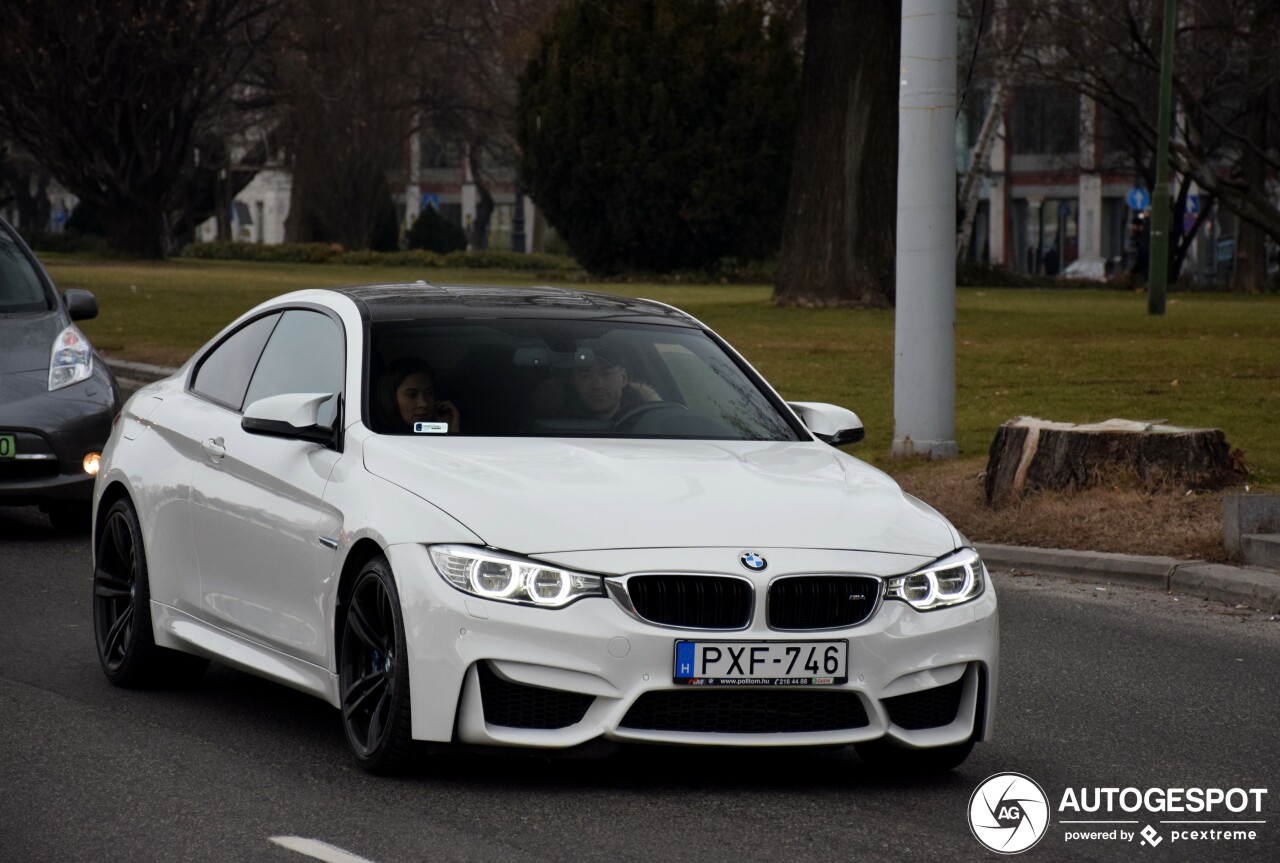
[339,555,416,774]
[93,498,209,686]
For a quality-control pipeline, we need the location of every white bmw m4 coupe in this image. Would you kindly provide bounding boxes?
[93,283,998,774]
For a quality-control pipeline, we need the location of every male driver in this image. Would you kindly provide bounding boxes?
[566,350,657,421]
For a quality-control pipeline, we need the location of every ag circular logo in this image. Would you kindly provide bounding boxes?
[739,551,767,571]
[969,772,1051,854]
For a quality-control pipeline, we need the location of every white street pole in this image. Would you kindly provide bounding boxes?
[893,0,958,459]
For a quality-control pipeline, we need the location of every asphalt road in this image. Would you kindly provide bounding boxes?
[2,504,1278,863]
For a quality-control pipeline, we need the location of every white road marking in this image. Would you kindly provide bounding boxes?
[269,836,382,863]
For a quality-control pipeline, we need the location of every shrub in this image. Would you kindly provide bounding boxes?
[180,241,341,263]
[516,0,798,274]
[177,241,583,275]
[66,201,106,236]
[406,207,467,254]
[24,231,113,256]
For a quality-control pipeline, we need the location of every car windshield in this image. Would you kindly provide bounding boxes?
[368,318,802,441]
[0,228,52,314]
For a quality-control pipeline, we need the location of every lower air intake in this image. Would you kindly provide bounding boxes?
[882,678,965,730]
[620,689,869,733]
[477,662,594,729]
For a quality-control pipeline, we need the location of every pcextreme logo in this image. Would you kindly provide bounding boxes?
[969,773,1051,854]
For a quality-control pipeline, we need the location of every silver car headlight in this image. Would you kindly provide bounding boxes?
[429,545,604,608]
[884,548,985,611]
[49,325,94,390]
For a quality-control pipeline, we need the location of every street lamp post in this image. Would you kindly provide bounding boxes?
[893,0,959,459]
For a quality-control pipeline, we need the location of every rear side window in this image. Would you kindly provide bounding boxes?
[191,313,281,409]
[243,310,344,426]
[0,227,52,313]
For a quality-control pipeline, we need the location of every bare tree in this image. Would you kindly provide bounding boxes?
[0,1,279,258]
[773,0,901,308]
[273,0,553,251]
[955,1,1036,260]
[1010,0,1280,289]
[0,142,52,232]
[276,0,418,249]
[412,1,557,250]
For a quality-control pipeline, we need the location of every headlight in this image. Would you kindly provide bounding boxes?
[429,545,604,608]
[49,325,93,390]
[884,548,985,611]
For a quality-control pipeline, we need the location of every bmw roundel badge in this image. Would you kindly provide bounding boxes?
[740,551,767,572]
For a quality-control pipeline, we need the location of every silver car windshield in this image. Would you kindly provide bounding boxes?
[368,319,801,440]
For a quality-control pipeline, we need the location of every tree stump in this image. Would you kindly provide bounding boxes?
[984,417,1246,507]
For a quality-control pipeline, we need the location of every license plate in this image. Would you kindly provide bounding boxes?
[0,434,14,459]
[674,640,848,686]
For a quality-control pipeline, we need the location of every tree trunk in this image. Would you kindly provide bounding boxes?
[985,417,1245,507]
[102,203,167,260]
[468,145,494,251]
[956,81,1008,261]
[957,10,1034,261]
[1233,84,1268,291]
[773,0,901,308]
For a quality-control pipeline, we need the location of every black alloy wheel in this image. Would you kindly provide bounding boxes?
[339,555,415,773]
[92,498,207,686]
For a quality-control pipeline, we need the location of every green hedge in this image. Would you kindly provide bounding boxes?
[24,231,114,256]
[178,241,583,274]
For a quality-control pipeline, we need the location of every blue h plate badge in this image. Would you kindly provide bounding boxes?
[675,642,696,678]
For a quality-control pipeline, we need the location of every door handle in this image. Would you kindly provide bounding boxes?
[202,437,226,459]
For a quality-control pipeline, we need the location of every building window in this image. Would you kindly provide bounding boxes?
[1011,87,1079,155]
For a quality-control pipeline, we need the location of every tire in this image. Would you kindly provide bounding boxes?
[46,501,92,533]
[92,498,209,687]
[854,737,975,775]
[339,555,417,774]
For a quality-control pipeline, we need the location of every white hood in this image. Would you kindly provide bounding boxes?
[363,437,958,557]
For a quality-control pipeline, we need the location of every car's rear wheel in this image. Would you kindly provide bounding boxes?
[93,498,208,686]
[854,737,975,774]
[339,555,416,774]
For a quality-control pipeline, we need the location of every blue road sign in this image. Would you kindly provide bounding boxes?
[1127,187,1150,211]
[421,192,440,211]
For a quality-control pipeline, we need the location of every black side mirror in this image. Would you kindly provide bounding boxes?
[64,289,99,321]
[240,392,342,450]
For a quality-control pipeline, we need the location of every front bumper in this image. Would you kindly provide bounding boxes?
[388,544,999,750]
[0,365,118,505]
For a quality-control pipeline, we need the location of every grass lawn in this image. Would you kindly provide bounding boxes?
[47,255,1280,490]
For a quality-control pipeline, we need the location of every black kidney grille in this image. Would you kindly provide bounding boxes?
[768,576,879,629]
[477,662,594,729]
[882,678,965,730]
[620,689,869,733]
[626,575,752,629]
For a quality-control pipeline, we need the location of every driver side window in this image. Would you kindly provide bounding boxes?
[243,310,344,427]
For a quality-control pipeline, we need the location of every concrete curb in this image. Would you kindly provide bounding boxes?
[101,356,1280,614]
[105,357,176,385]
[977,542,1280,613]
